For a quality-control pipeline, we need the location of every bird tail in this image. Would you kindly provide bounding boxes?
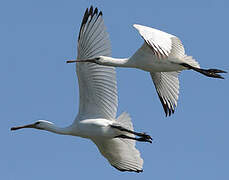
[116,112,134,131]
[183,56,200,68]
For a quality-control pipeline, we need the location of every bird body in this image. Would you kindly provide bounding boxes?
[11,6,152,173]
[72,118,116,139]
[129,46,186,72]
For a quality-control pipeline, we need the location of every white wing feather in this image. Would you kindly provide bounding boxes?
[76,7,118,121]
[93,138,143,172]
[150,71,180,116]
[133,24,185,59]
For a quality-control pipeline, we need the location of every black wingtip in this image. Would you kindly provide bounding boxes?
[89,6,93,15]
[158,96,175,117]
[94,7,98,15]
[78,7,89,40]
[78,6,103,41]
[113,165,143,173]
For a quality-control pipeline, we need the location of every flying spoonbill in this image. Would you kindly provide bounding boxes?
[11,6,152,173]
[67,20,226,116]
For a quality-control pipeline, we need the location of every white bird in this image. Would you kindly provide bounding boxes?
[11,6,152,173]
[67,20,226,116]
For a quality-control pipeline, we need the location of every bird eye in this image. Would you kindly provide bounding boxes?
[35,122,40,125]
[95,57,100,60]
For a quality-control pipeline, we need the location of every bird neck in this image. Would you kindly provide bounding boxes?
[43,123,73,135]
[101,57,133,68]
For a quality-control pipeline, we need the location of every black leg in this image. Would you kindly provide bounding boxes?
[111,125,153,141]
[180,63,227,79]
[114,134,152,143]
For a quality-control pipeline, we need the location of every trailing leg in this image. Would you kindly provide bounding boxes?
[180,63,227,79]
[111,124,152,142]
[114,134,152,143]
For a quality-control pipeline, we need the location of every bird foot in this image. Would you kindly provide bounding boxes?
[137,137,153,143]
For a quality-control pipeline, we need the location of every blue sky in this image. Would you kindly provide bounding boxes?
[1,0,229,179]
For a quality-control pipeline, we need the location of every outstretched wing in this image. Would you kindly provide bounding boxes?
[133,24,185,59]
[150,71,180,116]
[93,138,143,172]
[75,6,118,121]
